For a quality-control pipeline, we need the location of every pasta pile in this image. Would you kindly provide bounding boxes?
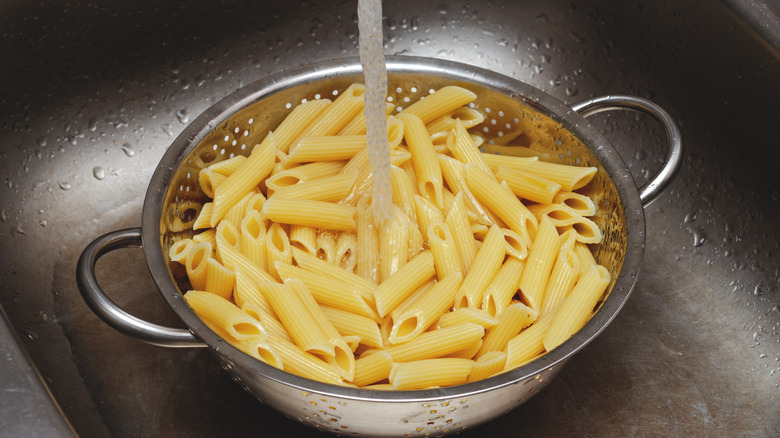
[170,83,612,390]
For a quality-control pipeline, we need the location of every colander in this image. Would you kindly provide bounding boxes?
[77,56,681,437]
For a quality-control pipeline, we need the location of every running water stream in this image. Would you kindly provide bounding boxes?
[357,0,392,224]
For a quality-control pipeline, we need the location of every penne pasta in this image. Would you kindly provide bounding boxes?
[454,225,506,309]
[389,271,462,344]
[262,197,357,231]
[210,136,275,227]
[397,113,444,208]
[390,358,474,390]
[517,216,560,311]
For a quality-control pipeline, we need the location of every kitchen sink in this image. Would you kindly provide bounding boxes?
[1,0,778,436]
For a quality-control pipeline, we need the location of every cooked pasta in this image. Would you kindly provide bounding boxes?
[180,82,613,390]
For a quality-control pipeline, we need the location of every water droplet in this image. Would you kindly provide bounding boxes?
[754,285,763,296]
[21,330,39,341]
[39,219,47,228]
[684,212,697,223]
[93,166,105,180]
[161,123,173,136]
[35,136,47,147]
[565,87,579,97]
[88,119,98,132]
[175,109,190,124]
[58,182,72,191]
[121,143,135,157]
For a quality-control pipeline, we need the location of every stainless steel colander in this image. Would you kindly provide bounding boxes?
[77,56,681,437]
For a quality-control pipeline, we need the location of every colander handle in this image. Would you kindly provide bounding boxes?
[571,95,683,206]
[77,227,207,348]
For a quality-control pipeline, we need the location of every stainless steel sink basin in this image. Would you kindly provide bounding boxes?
[1,0,778,436]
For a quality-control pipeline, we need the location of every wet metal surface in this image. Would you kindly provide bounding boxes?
[1,0,778,436]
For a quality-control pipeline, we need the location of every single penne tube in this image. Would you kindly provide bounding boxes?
[274,262,378,321]
[351,350,393,387]
[389,358,474,390]
[543,265,611,351]
[271,98,332,153]
[183,290,267,342]
[240,211,266,269]
[286,279,355,381]
[466,163,539,243]
[482,256,526,318]
[388,279,435,321]
[438,307,498,330]
[373,250,436,318]
[467,351,506,382]
[503,309,558,370]
[243,192,267,222]
[316,232,337,264]
[256,281,334,358]
[526,203,580,227]
[204,258,235,300]
[446,192,478,273]
[198,168,227,199]
[338,101,394,135]
[262,197,357,231]
[384,323,485,362]
[539,229,580,316]
[476,302,537,359]
[573,241,598,270]
[444,338,483,359]
[335,232,357,272]
[446,119,493,176]
[265,161,345,192]
[241,302,290,343]
[413,195,444,243]
[271,171,358,203]
[552,191,597,216]
[266,335,343,385]
[378,206,413,282]
[233,268,274,317]
[355,197,380,284]
[230,335,284,369]
[289,83,366,151]
[427,220,461,280]
[192,202,213,230]
[288,225,317,255]
[563,215,603,244]
[480,152,539,172]
[398,113,444,208]
[399,85,477,124]
[454,224,506,309]
[218,239,276,286]
[210,136,275,227]
[390,165,417,223]
[215,220,241,270]
[389,271,462,344]
[265,223,292,281]
[517,216,561,311]
[185,241,212,290]
[519,160,598,191]
[207,154,248,176]
[169,238,193,264]
[495,166,561,205]
[285,135,367,164]
[192,228,216,248]
[292,247,376,301]
[426,106,485,135]
[223,191,255,234]
[321,305,383,349]
[500,227,529,261]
